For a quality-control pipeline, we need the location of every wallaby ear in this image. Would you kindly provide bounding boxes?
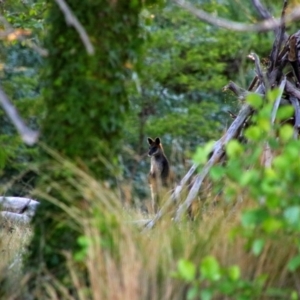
[148,137,154,145]
[155,137,161,145]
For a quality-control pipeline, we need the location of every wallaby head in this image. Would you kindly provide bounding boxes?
[147,137,163,157]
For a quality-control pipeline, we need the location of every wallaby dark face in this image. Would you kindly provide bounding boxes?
[147,137,162,157]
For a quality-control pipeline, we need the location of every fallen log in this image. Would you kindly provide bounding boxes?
[0,197,39,222]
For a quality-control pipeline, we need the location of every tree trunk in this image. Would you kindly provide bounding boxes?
[24,0,146,294]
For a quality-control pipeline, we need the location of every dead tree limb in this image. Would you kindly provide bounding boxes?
[289,96,300,130]
[223,81,247,98]
[174,96,260,221]
[0,197,39,217]
[269,0,288,71]
[252,0,272,20]
[54,0,94,55]
[173,0,300,32]
[286,80,300,99]
[247,75,259,91]
[0,86,39,145]
[248,53,266,89]
[271,76,287,124]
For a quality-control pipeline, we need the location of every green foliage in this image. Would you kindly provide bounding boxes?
[122,0,277,202]
[25,0,156,292]
[195,92,300,296]
[0,0,45,195]
[41,0,145,178]
[174,256,291,300]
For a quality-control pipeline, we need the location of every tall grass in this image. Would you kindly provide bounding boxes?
[1,154,299,299]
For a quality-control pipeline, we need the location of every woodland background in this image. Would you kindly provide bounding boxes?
[1,0,300,299]
[0,0,279,201]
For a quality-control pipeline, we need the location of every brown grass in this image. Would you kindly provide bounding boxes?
[1,160,299,299]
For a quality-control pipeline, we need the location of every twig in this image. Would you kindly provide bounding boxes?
[54,0,94,55]
[173,0,300,33]
[252,0,272,20]
[252,0,289,41]
[223,81,247,98]
[269,0,288,71]
[285,80,300,99]
[289,96,300,129]
[248,75,259,91]
[270,76,286,124]
[0,86,39,145]
[288,31,300,86]
[248,53,265,87]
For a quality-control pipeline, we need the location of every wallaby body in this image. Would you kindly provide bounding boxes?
[147,137,170,213]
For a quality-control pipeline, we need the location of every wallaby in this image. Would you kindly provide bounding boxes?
[147,137,170,213]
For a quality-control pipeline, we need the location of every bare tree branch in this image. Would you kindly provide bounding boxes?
[223,81,247,97]
[0,86,39,145]
[269,0,288,71]
[271,76,286,124]
[54,0,94,55]
[286,80,300,99]
[252,0,272,20]
[173,0,300,32]
[289,96,300,128]
[174,99,256,222]
[252,0,289,42]
[248,53,265,87]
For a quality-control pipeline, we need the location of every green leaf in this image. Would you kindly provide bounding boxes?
[200,256,221,281]
[200,289,213,300]
[187,287,198,300]
[284,206,300,225]
[279,125,294,142]
[276,105,294,121]
[257,117,271,132]
[252,239,265,256]
[267,88,280,103]
[239,170,258,187]
[226,140,243,158]
[77,235,91,248]
[241,209,269,227]
[227,265,240,281]
[210,166,225,181]
[291,290,298,300]
[273,156,289,171]
[262,218,282,233]
[246,93,263,109]
[288,255,300,272]
[244,126,262,141]
[177,259,196,282]
[193,141,215,164]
